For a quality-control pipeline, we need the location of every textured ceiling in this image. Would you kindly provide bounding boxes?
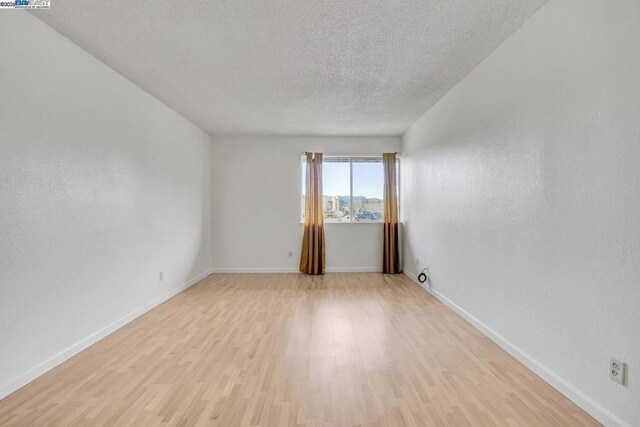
[31,0,547,136]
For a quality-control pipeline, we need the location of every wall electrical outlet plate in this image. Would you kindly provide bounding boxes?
[609,357,626,386]
[159,271,164,282]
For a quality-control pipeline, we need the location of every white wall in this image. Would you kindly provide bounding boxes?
[401,1,639,425]
[0,12,212,398]
[211,135,400,272]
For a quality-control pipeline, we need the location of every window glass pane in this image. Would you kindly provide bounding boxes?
[301,156,394,223]
[352,158,383,222]
[322,157,351,222]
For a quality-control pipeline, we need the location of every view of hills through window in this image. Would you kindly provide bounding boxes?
[302,156,397,223]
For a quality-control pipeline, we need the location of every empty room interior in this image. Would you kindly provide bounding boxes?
[1,0,639,426]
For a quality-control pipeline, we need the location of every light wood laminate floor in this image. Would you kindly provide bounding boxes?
[0,273,598,426]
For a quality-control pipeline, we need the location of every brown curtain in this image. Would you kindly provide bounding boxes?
[383,152,400,274]
[300,152,325,275]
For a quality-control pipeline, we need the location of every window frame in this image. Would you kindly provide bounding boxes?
[300,154,400,224]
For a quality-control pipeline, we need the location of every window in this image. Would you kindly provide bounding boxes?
[301,155,399,223]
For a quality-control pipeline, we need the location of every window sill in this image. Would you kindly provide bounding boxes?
[299,222,384,225]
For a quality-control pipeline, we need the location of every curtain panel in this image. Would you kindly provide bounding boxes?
[382,153,400,274]
[300,152,326,275]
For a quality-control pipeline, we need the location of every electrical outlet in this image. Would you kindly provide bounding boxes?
[416,258,420,268]
[288,251,293,259]
[159,271,164,282]
[610,357,626,386]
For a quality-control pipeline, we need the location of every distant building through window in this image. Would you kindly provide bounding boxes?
[301,156,398,223]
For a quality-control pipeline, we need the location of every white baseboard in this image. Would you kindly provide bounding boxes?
[211,267,382,273]
[326,267,382,273]
[0,269,212,401]
[403,271,629,427]
[211,267,299,273]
